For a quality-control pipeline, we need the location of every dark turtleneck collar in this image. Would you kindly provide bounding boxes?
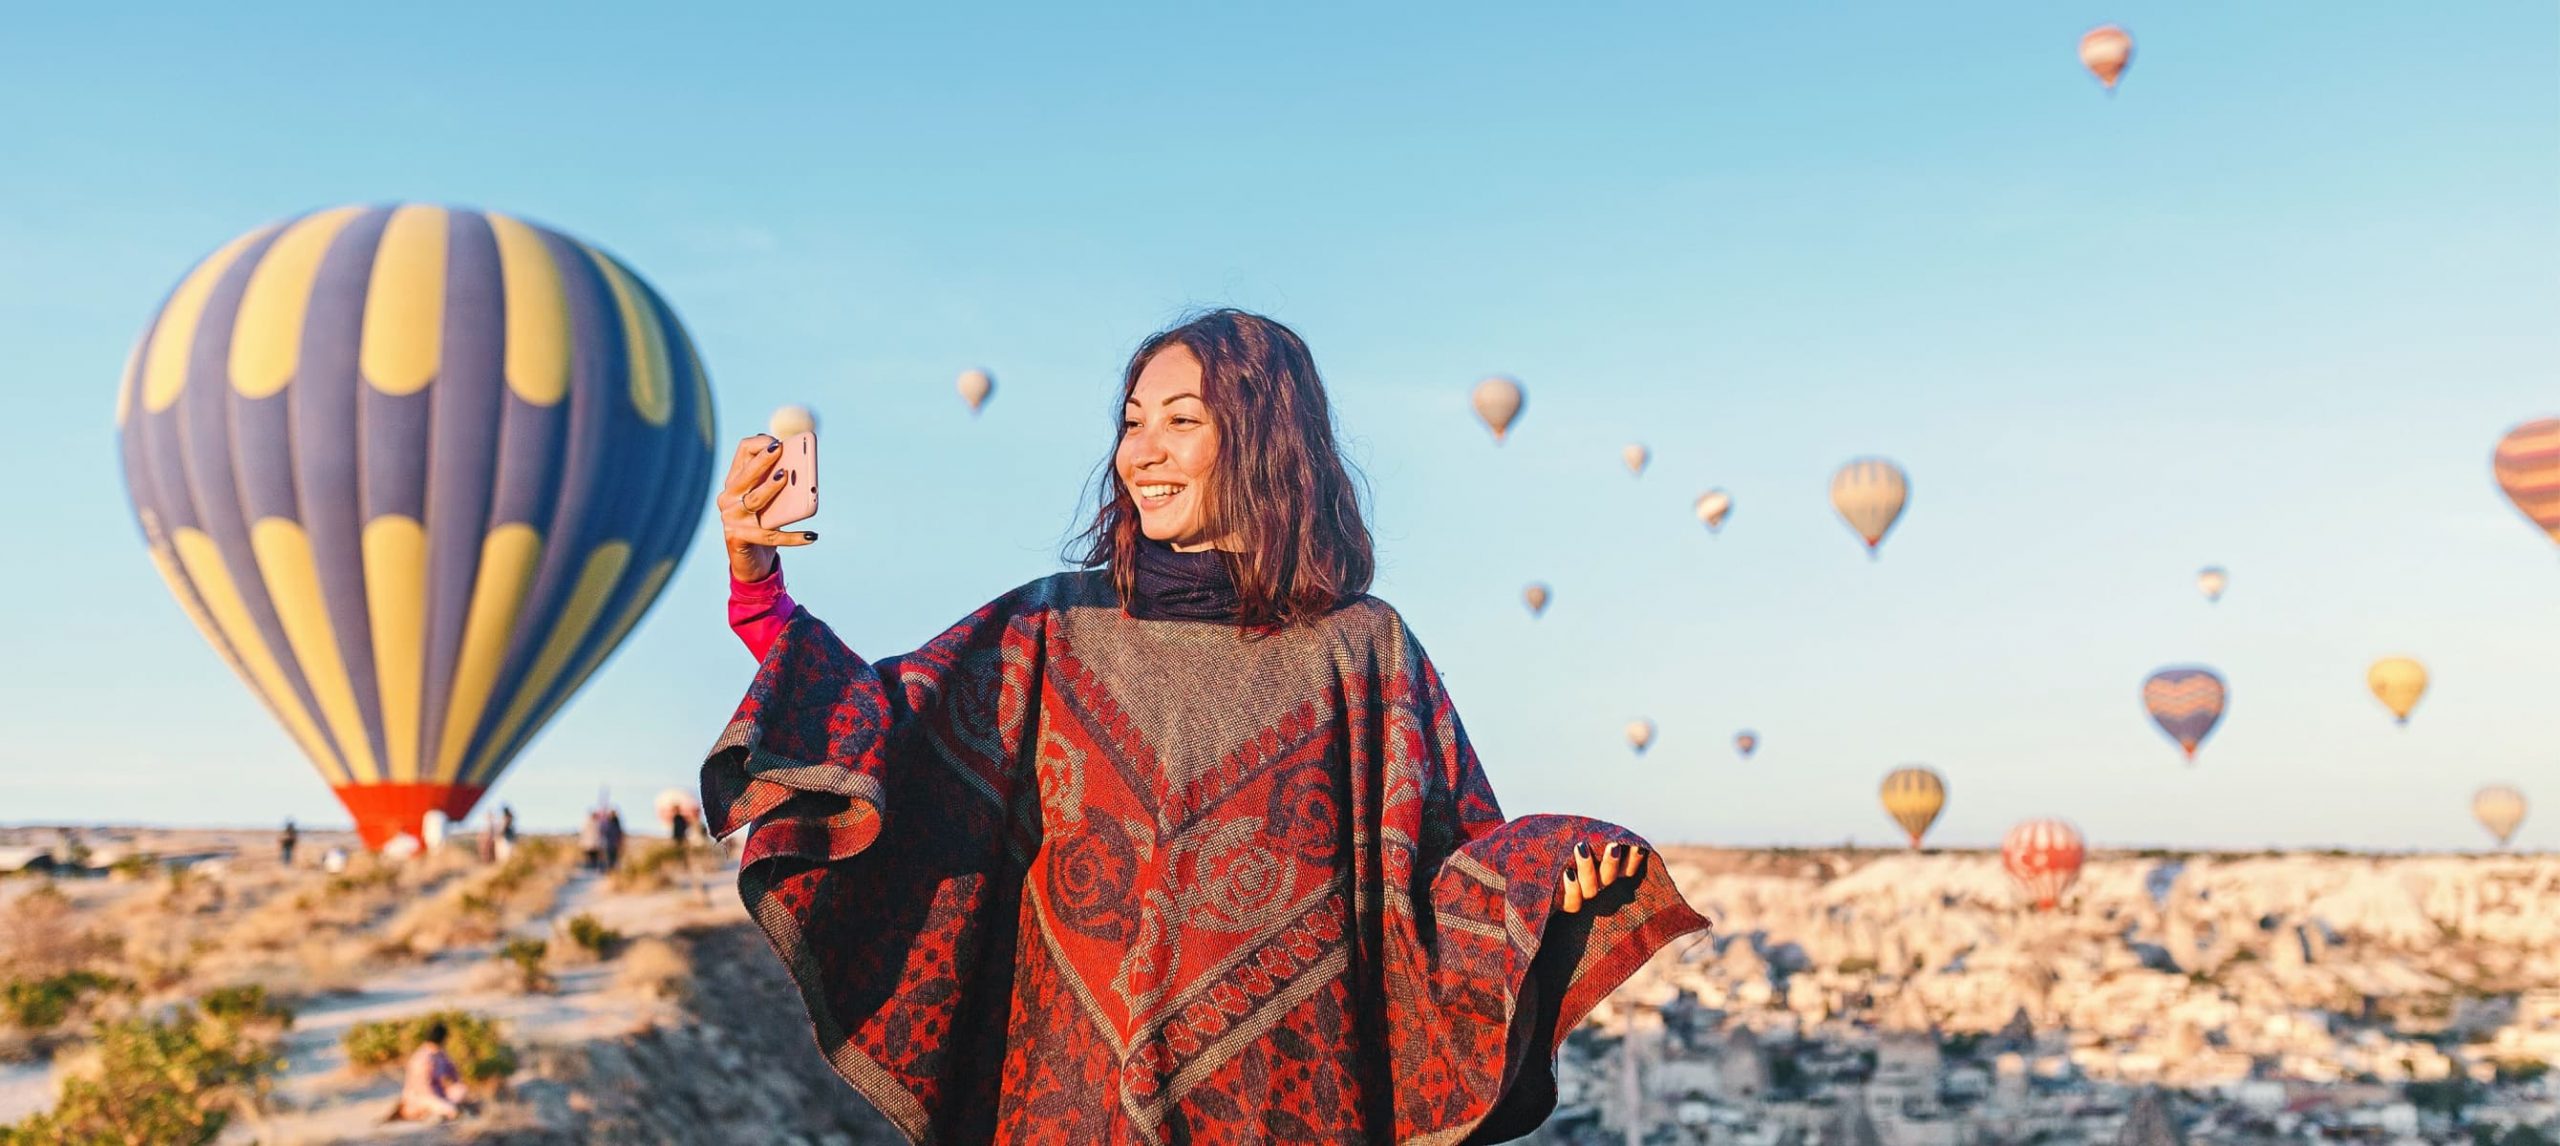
[1127,538,1241,622]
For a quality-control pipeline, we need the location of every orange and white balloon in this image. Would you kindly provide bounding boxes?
[2002,819,2086,910]
[1695,490,1733,533]
[2080,25,2133,90]
[2493,418,2560,546]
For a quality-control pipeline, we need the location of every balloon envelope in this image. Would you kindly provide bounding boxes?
[1881,766,1946,849]
[2475,784,2526,848]
[117,204,718,850]
[1626,719,1655,755]
[1523,583,1551,618]
[1472,377,1524,442]
[1830,459,1908,554]
[2143,667,2227,762]
[2196,567,2228,603]
[1622,444,1649,476]
[2002,819,2086,909]
[655,786,702,827]
[2493,419,2560,545]
[1695,490,1733,532]
[2367,657,2428,725]
[1734,731,1758,760]
[768,404,816,438]
[2080,25,2133,89]
[957,369,994,414]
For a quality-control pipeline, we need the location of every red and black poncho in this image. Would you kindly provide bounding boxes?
[703,570,1707,1143]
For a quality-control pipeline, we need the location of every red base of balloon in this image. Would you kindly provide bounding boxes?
[332,784,488,852]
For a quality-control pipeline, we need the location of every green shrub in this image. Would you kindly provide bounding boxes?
[3,972,133,1032]
[565,914,624,959]
[0,1009,276,1145]
[196,985,294,1030]
[342,1010,516,1083]
[106,854,159,880]
[498,938,552,993]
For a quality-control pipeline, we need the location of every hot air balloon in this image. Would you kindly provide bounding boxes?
[1734,730,1759,760]
[2002,819,2085,910]
[1881,766,1946,849]
[1626,719,1655,756]
[2493,419,2560,546]
[1622,444,1650,476]
[957,368,994,415]
[2367,657,2428,726]
[117,204,718,850]
[1695,490,1733,533]
[1830,458,1908,556]
[2142,667,2226,762]
[2080,25,2133,91]
[2475,784,2526,848]
[655,786,703,829]
[769,404,817,439]
[1523,583,1551,618]
[2196,567,2227,603]
[1472,376,1524,443]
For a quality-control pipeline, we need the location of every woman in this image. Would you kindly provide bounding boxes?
[705,310,1707,1144]
[393,1021,470,1122]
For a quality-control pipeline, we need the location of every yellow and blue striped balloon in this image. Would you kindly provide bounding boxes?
[116,204,717,849]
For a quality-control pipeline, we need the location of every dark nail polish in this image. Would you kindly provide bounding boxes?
[799,532,818,541]
[765,439,781,452]
[772,469,788,480]
[1574,843,1591,860]
[1604,843,1622,860]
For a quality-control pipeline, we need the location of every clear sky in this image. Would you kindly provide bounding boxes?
[1,2,2554,849]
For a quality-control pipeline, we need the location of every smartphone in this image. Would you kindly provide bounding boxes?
[758,431,818,529]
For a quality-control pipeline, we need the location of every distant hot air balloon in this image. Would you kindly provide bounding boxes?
[1523,583,1551,618]
[2080,25,2133,91]
[1473,376,1524,443]
[768,404,817,438]
[1881,766,1946,849]
[1830,458,1908,557]
[2474,784,2526,848]
[117,204,718,850]
[2002,819,2086,910]
[1695,490,1733,533]
[1626,719,1655,756]
[2196,567,2228,603]
[957,368,995,415]
[2492,419,2560,546]
[1623,444,1650,476]
[1734,730,1759,760]
[2367,657,2428,726]
[654,787,702,829]
[2142,667,2227,762]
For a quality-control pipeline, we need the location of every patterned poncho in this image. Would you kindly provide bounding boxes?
[703,571,1708,1144]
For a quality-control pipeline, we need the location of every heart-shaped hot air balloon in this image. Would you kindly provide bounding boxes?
[2493,419,2560,547]
[2143,666,2227,763]
[117,204,717,850]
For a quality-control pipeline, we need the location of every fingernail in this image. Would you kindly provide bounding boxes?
[799,532,818,541]
[1604,843,1622,861]
[772,469,787,481]
[765,440,781,452]
[1575,843,1591,861]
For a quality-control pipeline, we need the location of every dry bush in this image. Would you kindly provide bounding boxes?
[611,937,691,1001]
[1,885,120,980]
[291,937,372,996]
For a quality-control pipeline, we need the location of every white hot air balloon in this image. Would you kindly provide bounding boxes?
[957,368,995,415]
[1472,376,1524,443]
[1622,444,1650,476]
[2475,785,2526,848]
[1625,719,1655,756]
[1830,458,1909,557]
[769,404,818,438]
[1695,490,1733,533]
[2196,567,2228,604]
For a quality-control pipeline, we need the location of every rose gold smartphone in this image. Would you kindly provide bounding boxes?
[758,431,818,529]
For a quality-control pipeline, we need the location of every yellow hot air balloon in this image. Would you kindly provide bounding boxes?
[2474,784,2526,848]
[1622,444,1649,476]
[2367,657,2428,726]
[1625,719,1655,756]
[1523,583,1551,618]
[1881,766,1946,849]
[1830,458,1909,556]
[956,368,995,415]
[1472,376,1524,443]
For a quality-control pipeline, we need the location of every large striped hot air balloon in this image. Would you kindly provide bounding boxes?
[1830,458,1908,557]
[2367,657,2428,726]
[1880,766,1946,849]
[2001,819,2085,910]
[2493,419,2560,547]
[117,204,717,851]
[2474,785,2526,848]
[2142,667,2226,762]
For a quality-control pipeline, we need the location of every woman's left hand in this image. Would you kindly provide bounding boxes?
[1559,841,1644,914]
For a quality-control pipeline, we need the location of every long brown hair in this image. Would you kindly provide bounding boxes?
[1069,309,1374,629]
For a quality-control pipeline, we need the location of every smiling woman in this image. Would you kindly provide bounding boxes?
[702,309,1708,1143]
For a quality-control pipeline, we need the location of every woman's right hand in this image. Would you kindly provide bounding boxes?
[721,434,817,582]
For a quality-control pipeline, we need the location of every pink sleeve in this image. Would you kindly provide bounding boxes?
[729,561,799,659]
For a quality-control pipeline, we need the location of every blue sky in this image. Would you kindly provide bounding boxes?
[2,2,2554,848]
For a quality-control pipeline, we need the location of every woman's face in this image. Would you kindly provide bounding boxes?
[1117,345,1223,551]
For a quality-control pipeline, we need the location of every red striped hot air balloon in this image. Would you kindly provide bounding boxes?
[2001,819,2086,910]
[2080,25,2133,91]
[118,205,717,851]
[2494,419,2560,547]
[2143,667,2226,763]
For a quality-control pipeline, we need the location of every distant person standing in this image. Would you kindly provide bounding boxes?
[498,805,518,864]
[278,818,298,867]
[578,810,603,872]
[477,813,500,864]
[670,806,693,850]
[600,807,626,870]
